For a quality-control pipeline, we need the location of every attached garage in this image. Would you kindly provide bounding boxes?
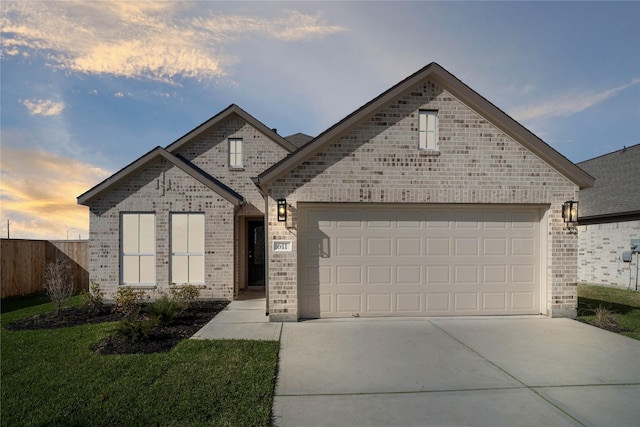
[298,204,544,318]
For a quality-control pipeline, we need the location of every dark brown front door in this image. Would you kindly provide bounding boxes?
[247,220,265,286]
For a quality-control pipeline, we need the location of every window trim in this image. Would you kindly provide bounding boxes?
[228,138,243,169]
[120,212,156,286]
[170,213,205,286]
[418,110,438,151]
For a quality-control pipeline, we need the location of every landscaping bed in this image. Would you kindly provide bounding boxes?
[577,283,640,340]
[4,300,228,354]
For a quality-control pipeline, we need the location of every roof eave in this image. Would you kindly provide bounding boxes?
[166,104,297,154]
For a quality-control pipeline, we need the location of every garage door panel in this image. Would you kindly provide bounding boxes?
[397,293,422,311]
[298,205,540,318]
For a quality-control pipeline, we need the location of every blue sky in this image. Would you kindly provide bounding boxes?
[1,1,639,240]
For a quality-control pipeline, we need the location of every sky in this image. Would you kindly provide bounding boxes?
[1,1,639,240]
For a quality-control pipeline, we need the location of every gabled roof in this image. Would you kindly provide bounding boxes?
[256,62,594,190]
[166,104,297,153]
[77,147,244,206]
[285,132,314,148]
[577,144,640,220]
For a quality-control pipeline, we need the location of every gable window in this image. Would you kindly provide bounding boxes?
[418,110,438,151]
[229,138,243,169]
[171,213,205,285]
[121,213,156,285]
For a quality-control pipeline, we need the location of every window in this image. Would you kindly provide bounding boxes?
[121,213,155,285]
[229,138,243,169]
[418,110,438,151]
[171,213,204,285]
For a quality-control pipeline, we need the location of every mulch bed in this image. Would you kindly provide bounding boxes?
[4,301,229,355]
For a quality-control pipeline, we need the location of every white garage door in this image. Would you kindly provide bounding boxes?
[298,205,541,318]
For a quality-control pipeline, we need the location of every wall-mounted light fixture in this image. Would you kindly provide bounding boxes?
[562,201,578,224]
[277,199,287,222]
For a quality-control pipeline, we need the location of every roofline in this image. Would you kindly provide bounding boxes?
[257,63,595,190]
[578,210,640,225]
[576,143,640,166]
[77,147,244,206]
[166,104,297,154]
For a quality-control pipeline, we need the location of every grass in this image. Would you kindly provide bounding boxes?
[1,295,280,426]
[577,283,640,341]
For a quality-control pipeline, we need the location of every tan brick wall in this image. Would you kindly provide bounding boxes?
[89,157,235,300]
[266,79,579,320]
[88,115,289,300]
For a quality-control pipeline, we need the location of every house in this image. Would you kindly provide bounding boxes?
[577,144,640,289]
[78,63,594,320]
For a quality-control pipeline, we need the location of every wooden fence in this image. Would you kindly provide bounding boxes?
[1,239,89,298]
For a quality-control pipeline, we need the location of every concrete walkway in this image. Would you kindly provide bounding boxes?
[273,317,640,427]
[192,298,281,341]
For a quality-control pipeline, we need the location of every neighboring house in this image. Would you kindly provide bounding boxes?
[78,63,594,320]
[577,144,640,289]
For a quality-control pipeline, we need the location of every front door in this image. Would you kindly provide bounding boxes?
[247,220,265,286]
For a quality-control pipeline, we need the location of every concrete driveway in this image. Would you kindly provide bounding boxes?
[273,317,640,427]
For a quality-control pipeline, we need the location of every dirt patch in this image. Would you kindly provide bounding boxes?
[4,301,229,355]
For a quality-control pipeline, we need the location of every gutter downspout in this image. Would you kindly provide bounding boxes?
[252,177,270,317]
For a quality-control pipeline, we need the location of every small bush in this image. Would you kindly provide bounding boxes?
[112,309,158,343]
[43,258,74,315]
[170,284,200,304]
[81,281,104,313]
[146,295,185,326]
[593,305,621,331]
[114,287,148,318]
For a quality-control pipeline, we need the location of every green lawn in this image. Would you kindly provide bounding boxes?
[1,295,280,426]
[577,283,640,341]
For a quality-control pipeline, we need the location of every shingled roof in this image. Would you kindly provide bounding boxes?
[577,144,640,222]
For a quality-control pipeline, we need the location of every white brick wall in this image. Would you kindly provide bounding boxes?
[578,220,640,288]
[266,79,579,320]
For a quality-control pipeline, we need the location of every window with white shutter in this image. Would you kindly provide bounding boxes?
[171,213,205,285]
[121,213,156,285]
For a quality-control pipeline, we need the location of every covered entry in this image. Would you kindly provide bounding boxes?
[297,204,543,318]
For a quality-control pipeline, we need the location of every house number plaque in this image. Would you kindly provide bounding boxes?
[273,240,292,252]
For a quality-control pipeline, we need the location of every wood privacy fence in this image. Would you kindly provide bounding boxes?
[1,239,89,298]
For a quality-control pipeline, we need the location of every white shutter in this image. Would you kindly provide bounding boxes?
[189,214,204,253]
[138,214,155,254]
[189,255,204,283]
[122,255,139,283]
[122,214,139,254]
[172,214,188,254]
[172,255,189,284]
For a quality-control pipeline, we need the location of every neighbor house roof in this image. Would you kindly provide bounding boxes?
[165,104,297,153]
[256,62,595,190]
[577,144,640,221]
[77,147,244,206]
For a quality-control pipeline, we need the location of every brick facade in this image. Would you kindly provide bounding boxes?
[87,115,289,300]
[266,79,579,320]
[578,220,640,288]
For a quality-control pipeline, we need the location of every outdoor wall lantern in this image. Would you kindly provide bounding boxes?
[562,200,578,223]
[277,199,287,222]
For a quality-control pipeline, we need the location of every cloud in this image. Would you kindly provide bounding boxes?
[22,99,65,116]
[0,147,111,240]
[1,2,347,84]
[512,77,640,121]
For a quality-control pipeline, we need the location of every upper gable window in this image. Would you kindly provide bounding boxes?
[418,110,438,151]
[229,138,243,169]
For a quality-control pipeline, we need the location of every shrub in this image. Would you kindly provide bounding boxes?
[114,287,148,318]
[81,281,104,313]
[170,284,200,304]
[593,305,621,331]
[112,310,158,343]
[146,295,185,326]
[43,258,74,315]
